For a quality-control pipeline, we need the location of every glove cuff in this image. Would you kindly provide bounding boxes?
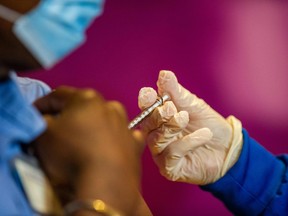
[220,116,243,177]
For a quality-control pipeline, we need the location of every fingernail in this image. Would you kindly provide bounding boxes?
[161,101,177,117]
[138,87,157,109]
[159,70,172,85]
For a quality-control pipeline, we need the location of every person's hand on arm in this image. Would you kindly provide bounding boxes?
[32,86,151,216]
[138,70,243,185]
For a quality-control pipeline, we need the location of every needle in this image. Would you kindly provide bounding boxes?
[128,94,170,130]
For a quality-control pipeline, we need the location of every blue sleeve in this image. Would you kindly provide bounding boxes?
[0,77,46,215]
[12,73,51,104]
[201,129,288,216]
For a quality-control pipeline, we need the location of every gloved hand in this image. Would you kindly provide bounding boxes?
[138,70,243,185]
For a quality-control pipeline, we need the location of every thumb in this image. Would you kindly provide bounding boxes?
[157,70,209,115]
[33,86,77,114]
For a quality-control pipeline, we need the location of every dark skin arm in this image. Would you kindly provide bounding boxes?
[33,87,152,216]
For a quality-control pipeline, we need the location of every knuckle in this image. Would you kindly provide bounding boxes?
[76,89,102,101]
[107,101,127,116]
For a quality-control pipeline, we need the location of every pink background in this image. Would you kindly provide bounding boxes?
[25,1,288,215]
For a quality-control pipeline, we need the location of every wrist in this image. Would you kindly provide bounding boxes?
[221,116,243,176]
[71,158,139,215]
[65,199,123,216]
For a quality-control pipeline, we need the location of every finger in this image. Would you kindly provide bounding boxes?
[62,88,105,115]
[34,86,102,114]
[140,101,178,134]
[33,86,76,114]
[163,127,213,167]
[138,87,158,110]
[106,100,129,124]
[156,70,209,115]
[147,110,189,155]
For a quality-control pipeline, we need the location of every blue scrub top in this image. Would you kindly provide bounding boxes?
[0,76,48,215]
[202,129,288,215]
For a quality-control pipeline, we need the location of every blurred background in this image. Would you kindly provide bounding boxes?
[23,0,288,215]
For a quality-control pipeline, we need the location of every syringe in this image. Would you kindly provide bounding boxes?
[128,94,170,130]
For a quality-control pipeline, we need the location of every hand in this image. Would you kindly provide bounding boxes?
[33,86,151,215]
[138,70,243,185]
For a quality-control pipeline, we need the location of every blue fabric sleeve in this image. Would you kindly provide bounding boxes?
[14,74,51,104]
[201,129,288,215]
[0,77,46,215]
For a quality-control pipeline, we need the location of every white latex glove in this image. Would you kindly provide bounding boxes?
[138,70,243,185]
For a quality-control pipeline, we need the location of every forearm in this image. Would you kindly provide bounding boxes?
[201,129,287,215]
[76,169,135,215]
[61,158,145,216]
